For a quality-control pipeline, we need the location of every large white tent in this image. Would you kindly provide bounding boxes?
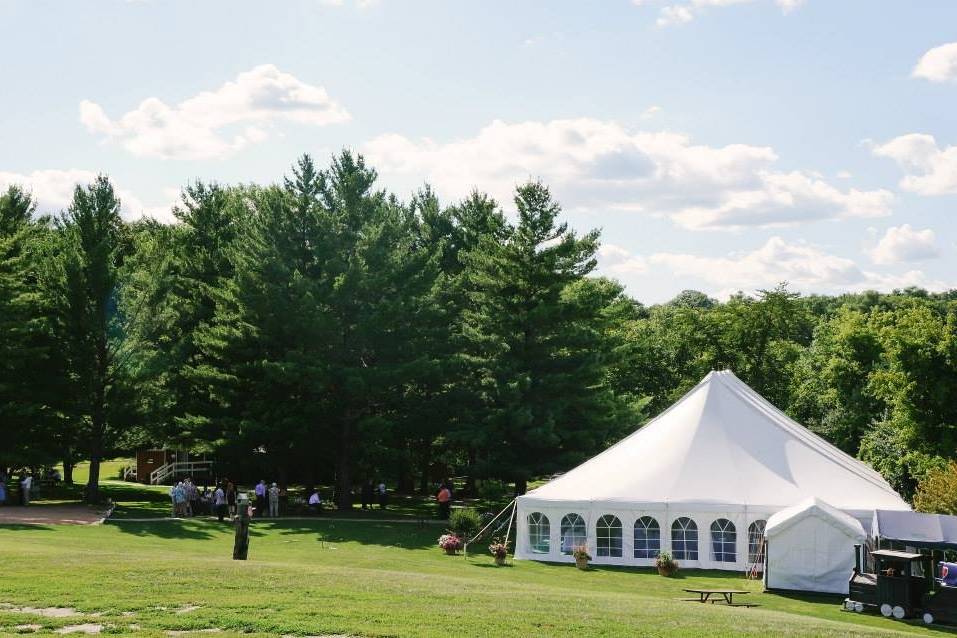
[515,370,909,571]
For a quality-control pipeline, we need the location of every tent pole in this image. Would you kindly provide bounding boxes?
[464,498,516,556]
[503,499,518,560]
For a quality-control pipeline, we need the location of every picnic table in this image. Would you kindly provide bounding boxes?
[683,589,753,606]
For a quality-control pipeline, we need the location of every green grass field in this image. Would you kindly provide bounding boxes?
[3,466,956,637]
[1,516,956,637]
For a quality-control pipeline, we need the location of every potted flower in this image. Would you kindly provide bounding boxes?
[656,551,678,577]
[489,539,509,566]
[572,545,591,570]
[438,533,463,555]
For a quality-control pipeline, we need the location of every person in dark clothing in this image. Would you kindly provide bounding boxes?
[361,480,374,510]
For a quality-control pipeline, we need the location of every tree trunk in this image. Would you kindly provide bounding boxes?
[335,420,353,511]
[62,453,74,485]
[86,452,101,503]
[514,477,527,496]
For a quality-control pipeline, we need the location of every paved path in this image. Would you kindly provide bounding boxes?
[0,505,110,525]
[111,515,445,524]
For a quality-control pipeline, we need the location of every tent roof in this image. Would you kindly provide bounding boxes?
[766,497,866,540]
[873,510,957,550]
[523,370,909,512]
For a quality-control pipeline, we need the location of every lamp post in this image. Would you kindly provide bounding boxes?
[233,492,252,560]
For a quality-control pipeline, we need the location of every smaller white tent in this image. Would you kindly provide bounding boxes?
[765,498,865,594]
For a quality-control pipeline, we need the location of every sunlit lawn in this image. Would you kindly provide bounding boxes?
[2,517,956,637]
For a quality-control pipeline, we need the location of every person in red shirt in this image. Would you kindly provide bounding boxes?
[436,483,452,519]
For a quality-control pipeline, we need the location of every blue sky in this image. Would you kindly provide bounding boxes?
[2,0,956,303]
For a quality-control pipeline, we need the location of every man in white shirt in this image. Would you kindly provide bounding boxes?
[254,480,266,517]
[308,489,322,515]
[20,474,32,506]
[214,483,227,522]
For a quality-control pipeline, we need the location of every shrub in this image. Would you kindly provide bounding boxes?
[449,507,481,540]
[572,545,591,561]
[489,539,509,559]
[656,551,678,572]
[915,461,957,515]
[438,534,463,551]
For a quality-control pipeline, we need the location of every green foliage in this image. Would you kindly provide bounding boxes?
[448,506,481,539]
[914,462,957,514]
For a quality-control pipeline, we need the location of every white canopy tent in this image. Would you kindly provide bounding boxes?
[515,370,909,572]
[764,498,866,593]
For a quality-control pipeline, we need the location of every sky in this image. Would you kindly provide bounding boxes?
[1,0,956,304]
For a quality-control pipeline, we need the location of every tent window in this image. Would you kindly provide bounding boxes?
[748,520,766,564]
[711,518,736,563]
[671,517,698,560]
[528,512,550,554]
[633,516,660,559]
[560,513,587,555]
[596,515,622,557]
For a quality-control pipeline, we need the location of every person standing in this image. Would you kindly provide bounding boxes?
[214,483,227,522]
[226,480,236,517]
[0,477,6,507]
[268,482,280,518]
[361,480,374,510]
[254,480,266,517]
[20,473,32,506]
[377,481,388,510]
[436,483,451,519]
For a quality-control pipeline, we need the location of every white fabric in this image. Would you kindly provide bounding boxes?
[873,509,957,549]
[765,497,865,593]
[515,370,908,575]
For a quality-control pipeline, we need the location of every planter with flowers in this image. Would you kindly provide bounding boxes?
[489,539,509,566]
[438,533,463,555]
[572,545,591,570]
[656,551,678,577]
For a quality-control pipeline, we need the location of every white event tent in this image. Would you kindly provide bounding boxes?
[515,370,909,573]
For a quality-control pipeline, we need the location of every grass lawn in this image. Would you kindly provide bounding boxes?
[2,518,956,637]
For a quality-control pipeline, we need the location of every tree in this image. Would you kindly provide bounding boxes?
[0,186,63,470]
[914,462,957,514]
[461,182,637,493]
[55,176,130,502]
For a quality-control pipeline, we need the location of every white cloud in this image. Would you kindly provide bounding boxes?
[871,133,957,196]
[647,236,942,297]
[640,105,664,120]
[0,169,174,222]
[912,42,957,83]
[869,224,939,265]
[363,117,893,231]
[80,64,350,160]
[598,243,649,275]
[634,0,804,28]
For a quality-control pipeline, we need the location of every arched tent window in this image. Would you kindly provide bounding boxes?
[633,516,660,559]
[596,515,622,557]
[527,512,550,554]
[560,514,587,555]
[710,518,736,563]
[671,517,698,560]
[748,520,767,564]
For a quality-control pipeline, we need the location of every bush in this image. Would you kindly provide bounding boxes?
[915,462,957,514]
[449,507,481,540]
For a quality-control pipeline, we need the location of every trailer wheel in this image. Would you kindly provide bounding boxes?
[892,605,906,619]
[853,602,864,613]
[880,604,893,617]
[923,612,934,625]
[844,600,855,611]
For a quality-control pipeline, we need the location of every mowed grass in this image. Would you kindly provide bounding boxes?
[1,520,955,638]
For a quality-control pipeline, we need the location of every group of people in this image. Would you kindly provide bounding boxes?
[0,469,36,507]
[169,477,237,521]
[359,480,388,510]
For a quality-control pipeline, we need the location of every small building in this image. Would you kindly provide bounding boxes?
[135,449,213,485]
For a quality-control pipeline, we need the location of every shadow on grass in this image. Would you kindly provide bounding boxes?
[107,520,220,540]
[250,519,438,550]
[0,523,56,531]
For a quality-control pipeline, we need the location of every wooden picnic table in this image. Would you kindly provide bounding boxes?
[683,589,752,606]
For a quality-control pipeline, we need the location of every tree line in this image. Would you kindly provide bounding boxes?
[2,151,956,507]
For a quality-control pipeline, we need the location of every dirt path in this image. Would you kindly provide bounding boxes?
[0,505,109,525]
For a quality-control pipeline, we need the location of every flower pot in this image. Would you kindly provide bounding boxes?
[445,547,458,556]
[575,556,589,570]
[494,555,507,566]
[657,564,676,577]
